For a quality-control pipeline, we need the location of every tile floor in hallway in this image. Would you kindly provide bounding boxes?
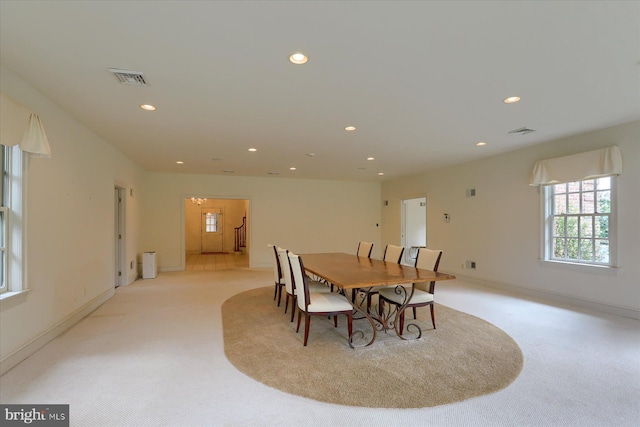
[185,252,249,270]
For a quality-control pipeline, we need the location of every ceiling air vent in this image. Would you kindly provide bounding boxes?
[108,68,148,86]
[508,127,535,135]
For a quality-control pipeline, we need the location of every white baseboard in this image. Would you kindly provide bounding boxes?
[0,287,115,375]
[456,274,640,320]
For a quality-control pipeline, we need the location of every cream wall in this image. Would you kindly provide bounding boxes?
[185,198,248,254]
[382,120,640,316]
[0,65,144,371]
[141,173,382,270]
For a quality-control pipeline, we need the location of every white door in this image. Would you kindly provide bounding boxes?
[401,197,427,264]
[201,207,223,253]
[114,187,125,287]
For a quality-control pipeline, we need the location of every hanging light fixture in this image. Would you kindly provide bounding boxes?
[191,197,207,205]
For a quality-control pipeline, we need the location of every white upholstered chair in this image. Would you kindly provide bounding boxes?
[268,244,285,306]
[277,247,331,322]
[356,241,374,258]
[289,252,353,346]
[378,248,443,333]
[365,244,405,312]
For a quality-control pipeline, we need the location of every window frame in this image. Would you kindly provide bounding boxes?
[0,144,27,299]
[540,176,618,268]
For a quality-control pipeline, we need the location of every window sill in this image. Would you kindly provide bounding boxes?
[539,260,618,276]
[0,289,30,303]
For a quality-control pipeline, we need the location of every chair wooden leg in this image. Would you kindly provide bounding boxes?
[284,294,289,314]
[296,309,302,333]
[277,285,283,307]
[303,314,311,346]
[290,296,296,322]
[430,304,436,329]
[273,284,277,301]
[347,313,353,339]
[413,306,417,319]
[334,316,338,327]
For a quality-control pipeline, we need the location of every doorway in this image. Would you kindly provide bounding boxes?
[185,198,250,269]
[201,207,224,253]
[114,186,126,287]
[401,197,426,265]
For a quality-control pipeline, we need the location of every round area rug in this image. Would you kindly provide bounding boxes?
[222,286,523,408]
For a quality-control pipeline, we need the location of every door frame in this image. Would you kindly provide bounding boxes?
[114,185,126,287]
[401,196,427,265]
[181,195,251,270]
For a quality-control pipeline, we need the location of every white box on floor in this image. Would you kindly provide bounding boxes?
[142,251,157,279]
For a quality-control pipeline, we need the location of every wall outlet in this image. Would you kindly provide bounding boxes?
[465,260,477,269]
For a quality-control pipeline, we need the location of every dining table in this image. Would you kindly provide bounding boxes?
[300,252,456,347]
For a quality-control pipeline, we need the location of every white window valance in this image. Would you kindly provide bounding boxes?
[0,92,52,158]
[529,146,622,186]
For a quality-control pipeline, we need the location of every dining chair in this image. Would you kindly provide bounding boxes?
[356,241,374,258]
[365,244,405,312]
[277,247,331,322]
[268,244,285,306]
[378,248,443,333]
[289,252,353,346]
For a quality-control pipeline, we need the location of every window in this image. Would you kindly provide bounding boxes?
[0,144,25,296]
[544,177,616,266]
[205,212,219,233]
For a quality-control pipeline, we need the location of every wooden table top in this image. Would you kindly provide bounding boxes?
[300,252,456,290]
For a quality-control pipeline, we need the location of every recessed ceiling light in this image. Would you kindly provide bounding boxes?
[307,153,315,157]
[378,172,384,176]
[367,157,375,161]
[476,141,487,147]
[140,104,156,111]
[344,126,356,131]
[248,148,257,152]
[503,96,521,104]
[176,161,184,164]
[289,167,297,171]
[289,52,308,65]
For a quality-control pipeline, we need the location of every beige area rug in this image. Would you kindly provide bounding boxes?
[222,286,523,408]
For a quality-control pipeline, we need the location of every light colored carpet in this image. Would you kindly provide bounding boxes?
[1,269,638,426]
[222,286,523,408]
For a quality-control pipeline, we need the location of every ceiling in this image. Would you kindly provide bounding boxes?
[1,1,638,182]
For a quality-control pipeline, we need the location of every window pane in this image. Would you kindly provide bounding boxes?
[566,217,578,237]
[568,182,580,192]
[554,194,566,214]
[553,217,565,237]
[595,216,609,238]
[581,180,594,192]
[553,183,567,194]
[568,193,580,214]
[596,177,610,190]
[580,216,593,237]
[581,191,595,214]
[567,238,579,259]
[579,239,593,261]
[595,240,609,263]
[597,191,611,213]
[553,238,565,258]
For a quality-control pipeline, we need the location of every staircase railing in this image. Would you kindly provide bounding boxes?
[234,216,246,252]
